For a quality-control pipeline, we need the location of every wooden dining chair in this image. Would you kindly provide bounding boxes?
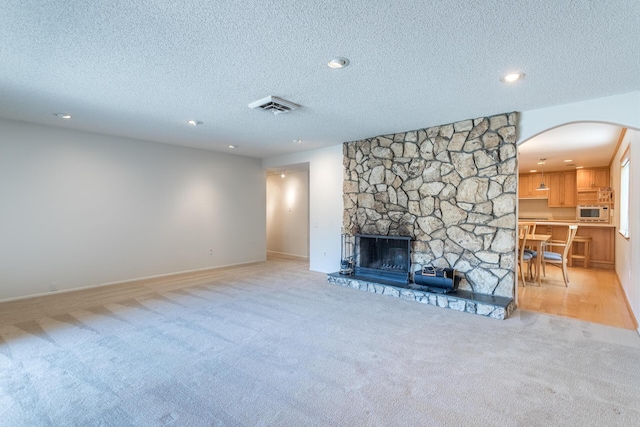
[520,222,536,255]
[531,225,578,286]
[517,224,534,286]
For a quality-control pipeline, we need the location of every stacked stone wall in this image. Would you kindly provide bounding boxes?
[343,113,518,297]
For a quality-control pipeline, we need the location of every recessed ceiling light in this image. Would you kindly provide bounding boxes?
[54,113,72,119]
[281,173,286,178]
[501,72,525,83]
[228,145,237,149]
[575,166,584,169]
[529,169,537,173]
[328,57,349,69]
[187,120,202,126]
[563,159,573,162]
[293,139,302,144]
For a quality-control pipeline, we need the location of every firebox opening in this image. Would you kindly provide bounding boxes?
[354,234,411,284]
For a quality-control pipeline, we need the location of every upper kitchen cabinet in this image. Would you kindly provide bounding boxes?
[547,171,577,207]
[576,168,610,191]
[576,167,610,204]
[518,173,548,199]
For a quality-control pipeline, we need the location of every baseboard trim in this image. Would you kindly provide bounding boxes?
[615,270,639,331]
[0,259,267,304]
[266,250,309,260]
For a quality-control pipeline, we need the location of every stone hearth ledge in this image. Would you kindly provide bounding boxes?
[327,273,515,320]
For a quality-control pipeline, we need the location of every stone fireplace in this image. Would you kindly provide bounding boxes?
[335,113,518,314]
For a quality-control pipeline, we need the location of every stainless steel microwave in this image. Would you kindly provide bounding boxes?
[576,205,609,222]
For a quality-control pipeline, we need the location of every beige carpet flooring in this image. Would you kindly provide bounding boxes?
[1,257,639,426]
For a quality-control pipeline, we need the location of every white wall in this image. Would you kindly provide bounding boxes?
[630,131,640,333]
[266,170,309,258]
[0,119,266,301]
[519,91,640,326]
[519,91,640,143]
[611,129,639,329]
[263,145,343,273]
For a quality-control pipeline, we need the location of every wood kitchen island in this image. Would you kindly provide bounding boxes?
[518,221,616,270]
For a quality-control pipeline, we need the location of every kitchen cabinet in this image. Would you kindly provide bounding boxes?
[547,171,577,207]
[577,226,615,269]
[576,167,610,204]
[518,173,548,199]
[532,223,614,270]
[576,168,609,191]
[518,174,532,198]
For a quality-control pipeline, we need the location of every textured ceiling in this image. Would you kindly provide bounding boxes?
[1,1,639,158]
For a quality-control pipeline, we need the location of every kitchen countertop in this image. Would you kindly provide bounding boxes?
[518,220,616,228]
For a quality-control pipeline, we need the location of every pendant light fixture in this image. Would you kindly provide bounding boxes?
[536,158,550,191]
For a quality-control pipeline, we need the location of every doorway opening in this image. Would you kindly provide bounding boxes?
[266,163,310,265]
[516,122,636,329]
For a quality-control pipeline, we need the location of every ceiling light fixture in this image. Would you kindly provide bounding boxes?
[228,145,237,149]
[575,166,584,169]
[536,158,550,191]
[501,72,525,83]
[328,57,350,69]
[529,169,537,173]
[187,120,202,126]
[281,172,286,178]
[293,139,302,144]
[563,159,573,162]
[54,113,72,119]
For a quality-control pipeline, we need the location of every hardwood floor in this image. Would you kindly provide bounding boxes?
[517,265,638,330]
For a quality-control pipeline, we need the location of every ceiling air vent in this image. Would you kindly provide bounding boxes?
[248,95,300,115]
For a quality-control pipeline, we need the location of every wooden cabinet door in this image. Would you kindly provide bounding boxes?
[562,171,577,207]
[577,168,609,190]
[519,173,550,198]
[518,174,531,198]
[547,172,563,207]
[576,169,594,190]
[594,168,610,188]
[547,171,576,207]
[574,227,615,269]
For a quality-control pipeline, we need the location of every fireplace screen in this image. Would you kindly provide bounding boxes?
[354,234,411,284]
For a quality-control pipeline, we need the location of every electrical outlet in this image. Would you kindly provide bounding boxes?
[50,282,57,291]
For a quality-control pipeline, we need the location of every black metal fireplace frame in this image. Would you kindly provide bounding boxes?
[354,234,411,284]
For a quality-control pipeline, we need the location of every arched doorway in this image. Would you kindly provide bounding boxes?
[515,121,637,329]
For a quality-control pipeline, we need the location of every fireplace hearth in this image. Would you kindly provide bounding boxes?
[328,236,515,319]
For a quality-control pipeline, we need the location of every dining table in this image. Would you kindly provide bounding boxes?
[525,233,552,286]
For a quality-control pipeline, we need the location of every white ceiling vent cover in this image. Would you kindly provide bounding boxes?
[248,95,300,114]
